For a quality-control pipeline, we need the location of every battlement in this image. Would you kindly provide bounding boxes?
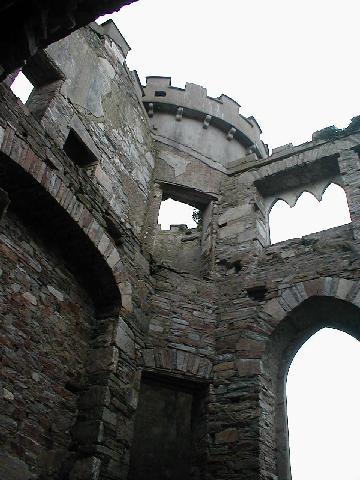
[143,76,268,159]
[90,20,131,60]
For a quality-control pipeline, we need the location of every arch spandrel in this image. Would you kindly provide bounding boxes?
[261,278,360,336]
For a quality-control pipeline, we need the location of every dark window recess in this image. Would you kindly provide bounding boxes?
[154,90,166,97]
[247,285,267,301]
[232,260,242,273]
[128,374,208,480]
[63,130,98,168]
[22,51,64,87]
[104,214,122,245]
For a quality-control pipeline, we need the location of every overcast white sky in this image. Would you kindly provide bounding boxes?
[287,328,360,480]
[100,0,360,150]
[97,2,360,479]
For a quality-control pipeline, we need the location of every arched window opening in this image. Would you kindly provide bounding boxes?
[269,183,351,244]
[286,328,360,480]
[158,198,199,230]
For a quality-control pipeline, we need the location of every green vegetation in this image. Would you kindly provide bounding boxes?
[313,115,360,141]
[192,208,203,231]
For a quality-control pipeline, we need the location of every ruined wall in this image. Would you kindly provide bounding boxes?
[0,21,155,480]
[40,23,155,235]
[1,16,360,480]
[209,136,360,480]
[0,211,94,480]
[152,226,202,275]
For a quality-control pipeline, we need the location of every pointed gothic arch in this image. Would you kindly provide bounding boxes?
[262,288,360,479]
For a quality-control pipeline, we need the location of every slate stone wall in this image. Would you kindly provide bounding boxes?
[0,23,155,479]
[1,18,360,480]
[0,211,94,480]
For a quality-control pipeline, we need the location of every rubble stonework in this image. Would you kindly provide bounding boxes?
[1,20,360,480]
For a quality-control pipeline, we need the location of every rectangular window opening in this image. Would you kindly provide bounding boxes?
[158,197,201,231]
[9,51,64,118]
[64,129,99,168]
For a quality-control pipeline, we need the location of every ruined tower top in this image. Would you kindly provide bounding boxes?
[143,76,268,162]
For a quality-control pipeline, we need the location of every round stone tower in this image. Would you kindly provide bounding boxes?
[142,76,268,171]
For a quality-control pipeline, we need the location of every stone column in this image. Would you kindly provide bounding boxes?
[339,149,360,239]
[141,182,163,253]
[69,315,141,480]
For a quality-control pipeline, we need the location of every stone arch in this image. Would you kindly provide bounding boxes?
[0,123,131,315]
[261,278,360,480]
[0,124,139,478]
[142,347,213,380]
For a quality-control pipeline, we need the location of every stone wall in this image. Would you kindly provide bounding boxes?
[152,226,202,275]
[0,22,154,480]
[208,134,360,480]
[1,17,360,480]
[1,210,94,480]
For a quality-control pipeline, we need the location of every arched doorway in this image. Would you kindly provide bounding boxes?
[286,327,360,480]
[262,295,360,480]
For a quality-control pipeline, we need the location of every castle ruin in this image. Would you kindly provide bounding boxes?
[1,8,360,480]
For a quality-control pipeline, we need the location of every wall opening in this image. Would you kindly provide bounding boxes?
[158,198,199,230]
[269,183,351,243]
[64,129,99,168]
[128,373,208,480]
[8,51,64,118]
[0,151,121,315]
[286,327,360,480]
[10,70,34,102]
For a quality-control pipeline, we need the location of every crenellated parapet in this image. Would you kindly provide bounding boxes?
[143,76,268,162]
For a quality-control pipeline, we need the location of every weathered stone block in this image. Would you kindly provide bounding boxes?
[236,337,265,358]
[69,456,101,480]
[215,428,238,444]
[87,347,119,373]
[72,421,104,444]
[263,298,286,322]
[236,359,263,376]
[114,317,135,358]
[78,386,111,410]
[335,278,354,300]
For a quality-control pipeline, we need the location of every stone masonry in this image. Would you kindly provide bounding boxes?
[1,18,360,480]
